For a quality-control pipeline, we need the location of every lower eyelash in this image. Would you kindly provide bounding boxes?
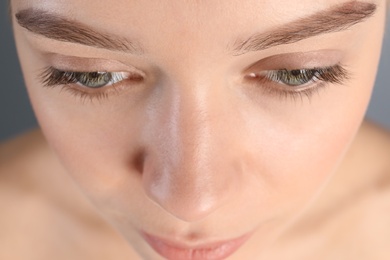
[263,81,328,102]
[58,85,113,103]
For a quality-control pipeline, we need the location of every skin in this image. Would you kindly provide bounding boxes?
[1,0,390,259]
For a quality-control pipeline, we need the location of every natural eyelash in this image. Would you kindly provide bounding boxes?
[247,64,350,101]
[39,64,350,103]
[40,67,78,86]
[38,67,142,103]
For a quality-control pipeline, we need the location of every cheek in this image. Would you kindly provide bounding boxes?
[243,4,385,208]
[14,32,146,199]
[241,55,378,217]
[28,98,144,197]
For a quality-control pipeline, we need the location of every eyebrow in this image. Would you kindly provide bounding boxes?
[15,1,376,56]
[15,9,144,55]
[231,1,377,55]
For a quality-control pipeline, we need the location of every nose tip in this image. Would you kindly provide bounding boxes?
[146,184,220,222]
[143,162,232,222]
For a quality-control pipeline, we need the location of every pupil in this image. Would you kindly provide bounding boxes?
[291,70,302,76]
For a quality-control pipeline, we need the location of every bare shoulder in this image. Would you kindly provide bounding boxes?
[0,130,89,259]
[0,130,138,260]
[272,120,390,260]
[334,120,390,196]
[0,129,76,200]
[0,129,53,203]
[354,120,390,167]
[0,129,52,187]
[327,120,390,259]
[347,120,390,188]
[316,120,390,259]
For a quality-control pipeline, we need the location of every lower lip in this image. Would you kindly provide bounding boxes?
[142,232,252,260]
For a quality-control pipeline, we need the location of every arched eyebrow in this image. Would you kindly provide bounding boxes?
[230,1,377,56]
[14,1,377,56]
[14,8,145,55]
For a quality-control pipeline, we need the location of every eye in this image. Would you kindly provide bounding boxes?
[249,65,348,87]
[267,69,320,86]
[40,68,135,89]
[39,67,144,102]
[246,64,349,100]
[73,71,125,88]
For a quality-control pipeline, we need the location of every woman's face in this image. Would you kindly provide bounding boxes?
[12,0,387,258]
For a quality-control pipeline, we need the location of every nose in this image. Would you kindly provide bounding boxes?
[140,83,242,222]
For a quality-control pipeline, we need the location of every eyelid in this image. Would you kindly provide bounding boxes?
[42,53,147,77]
[244,49,343,73]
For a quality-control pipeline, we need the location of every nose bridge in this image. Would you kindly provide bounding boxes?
[142,80,238,221]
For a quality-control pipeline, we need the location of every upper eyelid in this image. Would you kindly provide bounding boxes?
[248,67,323,78]
[37,51,148,75]
[49,66,145,76]
[43,67,142,78]
[39,48,343,82]
[247,64,349,84]
[242,49,344,73]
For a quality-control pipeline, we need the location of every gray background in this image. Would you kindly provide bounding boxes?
[0,2,389,142]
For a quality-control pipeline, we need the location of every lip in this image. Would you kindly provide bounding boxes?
[141,231,252,260]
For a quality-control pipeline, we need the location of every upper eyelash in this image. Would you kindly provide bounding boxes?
[247,64,350,101]
[38,67,143,102]
[274,65,349,85]
[40,67,77,86]
[38,64,350,103]
[39,67,134,87]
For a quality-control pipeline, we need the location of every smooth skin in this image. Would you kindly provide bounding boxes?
[1,0,390,259]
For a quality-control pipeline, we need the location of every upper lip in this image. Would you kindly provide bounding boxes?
[144,233,239,249]
[141,231,251,249]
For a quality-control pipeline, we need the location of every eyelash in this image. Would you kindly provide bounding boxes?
[39,64,349,102]
[246,64,349,101]
[39,67,143,102]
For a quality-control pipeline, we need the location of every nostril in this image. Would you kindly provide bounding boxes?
[132,150,146,174]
